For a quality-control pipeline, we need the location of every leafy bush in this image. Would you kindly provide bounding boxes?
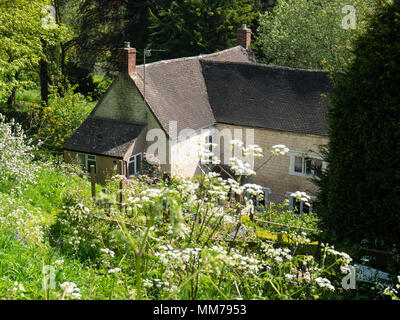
[257,0,373,71]
[316,0,400,249]
[28,87,95,152]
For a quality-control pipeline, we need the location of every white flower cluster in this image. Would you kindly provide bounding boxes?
[207,245,262,276]
[340,265,353,274]
[242,183,264,196]
[155,245,202,267]
[176,180,199,195]
[229,140,265,175]
[243,145,263,157]
[166,223,191,239]
[290,191,311,207]
[143,278,178,293]
[271,144,289,156]
[207,184,230,201]
[12,281,25,297]
[127,187,166,207]
[60,282,82,300]
[108,268,121,274]
[314,277,335,291]
[230,140,244,148]
[54,260,64,267]
[0,114,39,187]
[262,246,293,264]
[229,157,256,176]
[323,244,352,265]
[0,195,45,243]
[100,248,115,258]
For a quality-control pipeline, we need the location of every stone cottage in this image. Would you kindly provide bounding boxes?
[63,25,332,213]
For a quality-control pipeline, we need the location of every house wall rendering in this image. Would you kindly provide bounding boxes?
[170,126,214,177]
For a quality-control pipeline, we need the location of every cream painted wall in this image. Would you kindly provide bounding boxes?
[64,150,123,184]
[170,127,214,177]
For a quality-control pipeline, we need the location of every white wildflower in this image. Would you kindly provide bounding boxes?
[108,268,121,274]
[271,144,289,156]
[315,277,335,291]
[60,282,81,300]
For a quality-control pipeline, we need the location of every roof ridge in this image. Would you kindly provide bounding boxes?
[201,59,332,74]
[135,46,245,69]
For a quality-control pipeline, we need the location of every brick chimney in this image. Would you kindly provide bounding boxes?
[118,41,136,75]
[237,24,251,49]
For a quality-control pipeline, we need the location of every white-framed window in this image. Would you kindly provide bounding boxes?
[286,192,315,215]
[289,151,326,177]
[246,187,272,211]
[77,153,97,174]
[206,135,213,162]
[128,153,142,176]
[200,135,214,164]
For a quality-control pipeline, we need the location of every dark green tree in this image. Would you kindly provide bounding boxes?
[76,0,170,74]
[316,0,400,249]
[148,0,258,59]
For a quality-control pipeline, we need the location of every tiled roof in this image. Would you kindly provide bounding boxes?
[201,61,332,136]
[63,117,145,158]
[132,46,256,135]
[132,46,331,137]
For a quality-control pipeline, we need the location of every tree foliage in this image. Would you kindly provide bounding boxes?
[316,0,400,248]
[257,0,373,71]
[0,0,70,100]
[148,0,258,59]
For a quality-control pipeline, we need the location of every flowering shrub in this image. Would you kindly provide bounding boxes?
[0,114,38,188]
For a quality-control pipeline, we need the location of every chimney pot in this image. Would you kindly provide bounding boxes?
[118,41,136,75]
[237,24,252,49]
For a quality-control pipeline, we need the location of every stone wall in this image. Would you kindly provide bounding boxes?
[215,124,328,204]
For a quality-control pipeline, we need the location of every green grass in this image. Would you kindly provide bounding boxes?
[16,89,41,105]
[0,161,128,300]
[0,230,127,300]
[23,165,92,216]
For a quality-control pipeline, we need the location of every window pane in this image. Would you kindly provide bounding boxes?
[294,156,303,173]
[128,160,135,176]
[136,154,142,173]
[305,158,312,174]
[77,154,85,167]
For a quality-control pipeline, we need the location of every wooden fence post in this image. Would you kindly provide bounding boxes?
[90,165,96,200]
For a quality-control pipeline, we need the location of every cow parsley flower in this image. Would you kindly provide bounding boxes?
[60,282,81,300]
[108,268,121,274]
[315,277,335,291]
[271,144,289,155]
[100,248,115,258]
